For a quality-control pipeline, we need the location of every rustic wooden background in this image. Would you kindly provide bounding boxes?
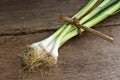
[0,0,120,80]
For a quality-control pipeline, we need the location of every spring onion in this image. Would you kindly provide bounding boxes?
[20,0,120,70]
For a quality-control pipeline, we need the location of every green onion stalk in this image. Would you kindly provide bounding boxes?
[21,0,120,70]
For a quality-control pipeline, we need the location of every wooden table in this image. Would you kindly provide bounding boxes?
[0,0,120,80]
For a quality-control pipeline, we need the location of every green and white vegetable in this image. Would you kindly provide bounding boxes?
[21,0,120,70]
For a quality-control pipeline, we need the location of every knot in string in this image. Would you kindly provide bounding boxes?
[60,15,113,43]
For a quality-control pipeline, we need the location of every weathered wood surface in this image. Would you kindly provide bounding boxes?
[0,0,120,80]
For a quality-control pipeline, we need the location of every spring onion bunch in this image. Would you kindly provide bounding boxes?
[21,0,120,70]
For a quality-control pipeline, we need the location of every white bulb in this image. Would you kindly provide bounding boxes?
[31,42,40,48]
[51,39,60,58]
